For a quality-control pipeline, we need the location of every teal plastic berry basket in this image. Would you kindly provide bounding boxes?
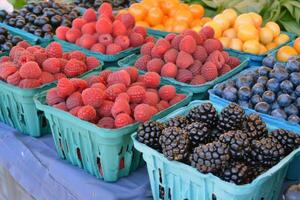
[132,100,300,200]
[146,28,172,37]
[34,68,192,182]
[118,52,249,100]
[0,56,103,137]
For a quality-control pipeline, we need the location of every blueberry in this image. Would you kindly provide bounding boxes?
[296,98,300,109]
[225,80,236,87]
[288,115,300,124]
[222,86,238,102]
[252,83,265,96]
[269,68,289,81]
[255,102,270,114]
[273,63,285,71]
[238,100,250,108]
[236,75,253,88]
[290,72,300,86]
[238,86,252,101]
[251,95,262,106]
[291,93,297,101]
[257,76,268,85]
[271,102,280,110]
[286,58,300,72]
[295,86,300,97]
[280,80,294,93]
[214,84,225,96]
[258,66,271,76]
[284,104,299,116]
[277,94,292,107]
[266,78,280,93]
[0,35,6,44]
[262,56,275,68]
[271,109,287,120]
[262,90,276,103]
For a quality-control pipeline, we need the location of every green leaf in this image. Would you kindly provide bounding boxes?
[279,13,300,36]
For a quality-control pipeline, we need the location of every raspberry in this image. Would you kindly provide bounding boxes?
[129,32,144,47]
[157,100,169,111]
[46,88,64,106]
[200,26,215,39]
[149,106,158,115]
[131,81,146,88]
[127,85,146,103]
[114,35,130,50]
[77,105,97,121]
[161,62,178,78]
[60,59,68,69]
[15,50,35,66]
[53,102,68,111]
[169,94,186,105]
[9,46,25,59]
[201,61,218,81]
[132,26,146,37]
[86,75,102,86]
[72,18,87,29]
[98,34,113,47]
[107,70,131,86]
[19,79,41,88]
[115,113,134,128]
[57,78,75,98]
[193,46,208,63]
[98,2,113,17]
[97,117,115,128]
[176,51,194,69]
[182,29,204,45]
[171,35,184,50]
[124,67,138,82]
[176,69,193,83]
[221,51,230,63]
[151,39,170,58]
[39,72,55,84]
[33,50,48,66]
[143,91,159,106]
[96,18,112,34]
[42,58,61,74]
[111,100,131,118]
[7,71,21,85]
[106,44,122,54]
[203,39,223,54]
[227,57,240,68]
[86,57,100,70]
[159,85,176,101]
[190,75,206,85]
[105,83,126,101]
[66,28,82,43]
[64,59,87,77]
[141,42,154,56]
[70,106,81,116]
[134,55,151,71]
[0,65,17,80]
[98,100,114,117]
[188,60,202,76]
[55,26,69,40]
[71,78,88,92]
[116,92,130,102]
[145,36,155,43]
[69,51,87,62]
[134,104,153,122]
[66,92,83,110]
[179,35,197,54]
[26,46,40,54]
[0,56,10,63]
[165,33,176,42]
[143,72,161,88]
[19,61,42,79]
[146,88,158,94]
[112,20,127,37]
[17,41,30,49]
[147,58,164,73]
[46,42,63,58]
[82,88,105,108]
[54,73,66,80]
[99,69,112,81]
[91,43,106,53]
[91,83,106,90]
[207,50,225,69]
[164,48,178,63]
[76,39,81,46]
[219,64,231,75]
[80,34,97,49]
[63,53,70,60]
[83,8,97,22]
[118,13,135,29]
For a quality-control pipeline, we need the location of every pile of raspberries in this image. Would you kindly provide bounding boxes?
[55,3,153,55]
[0,41,100,88]
[134,27,241,85]
[46,68,186,129]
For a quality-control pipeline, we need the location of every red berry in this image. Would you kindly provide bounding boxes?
[98,100,114,117]
[118,13,135,29]
[96,17,112,34]
[105,83,127,101]
[63,59,87,77]
[57,78,76,98]
[91,43,106,53]
[188,60,202,76]
[82,88,105,108]
[70,106,81,116]
[159,85,176,101]
[143,91,159,106]
[169,94,186,105]
[79,34,97,49]
[66,92,83,110]
[200,26,215,39]
[69,51,87,62]
[83,8,97,22]
[134,104,152,122]
[0,64,17,80]
[134,55,151,71]
[179,35,197,54]
[127,85,146,103]
[176,69,193,83]
[18,79,41,88]
[72,18,87,29]
[46,88,64,106]
[141,42,155,56]
[114,113,134,128]
[39,71,55,84]
[112,20,127,37]
[111,100,131,118]
[129,32,144,47]
[147,58,164,73]
[124,66,138,82]
[42,58,61,74]
[86,57,100,70]
[106,43,122,54]
[143,72,160,88]
[107,70,131,86]
[71,78,88,92]
[164,48,178,63]
[157,100,169,111]
[176,51,194,69]
[19,61,42,79]
[98,2,113,17]
[98,33,113,46]
[97,117,114,128]
[53,102,68,111]
[46,42,63,58]
[203,39,223,54]
[81,22,96,35]
[114,35,130,50]
[7,71,21,85]
[193,45,207,63]
[201,61,218,81]
[66,28,82,43]
[190,75,207,85]
[77,105,97,121]
[161,62,178,78]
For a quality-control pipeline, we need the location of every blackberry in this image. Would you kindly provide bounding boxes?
[221,161,249,185]
[185,122,210,147]
[137,120,165,151]
[218,103,245,133]
[219,130,250,159]
[270,129,300,154]
[190,141,230,173]
[246,165,267,183]
[250,136,285,167]
[243,113,268,139]
[159,127,190,161]
[186,103,218,128]
[208,128,222,142]
[165,116,189,129]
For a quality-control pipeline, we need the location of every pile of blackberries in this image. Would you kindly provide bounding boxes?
[74,0,138,10]
[0,27,23,53]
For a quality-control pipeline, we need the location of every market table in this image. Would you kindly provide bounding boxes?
[0,122,151,200]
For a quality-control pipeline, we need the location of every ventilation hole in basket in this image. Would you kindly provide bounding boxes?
[159,185,165,200]
[38,111,48,127]
[58,138,66,159]
[76,148,83,167]
[97,157,103,177]
[118,146,123,155]
[168,188,171,200]
[261,198,264,200]
[159,169,162,183]
[212,194,217,200]
[7,108,12,121]
[119,157,125,169]
[126,145,129,152]
[58,130,62,137]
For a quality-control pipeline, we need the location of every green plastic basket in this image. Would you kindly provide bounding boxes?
[118,52,249,99]
[146,28,172,37]
[34,67,192,182]
[132,100,300,200]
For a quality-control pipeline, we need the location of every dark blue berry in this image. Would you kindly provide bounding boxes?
[222,86,238,102]
[291,93,297,101]
[236,75,254,88]
[269,68,289,82]
[277,94,292,107]
[262,90,276,103]
[280,80,294,93]
[238,86,252,101]
[286,57,300,73]
[257,76,268,85]
[295,86,300,97]
[252,83,265,96]
[290,72,300,86]
[238,100,250,108]
[254,102,270,114]
[296,98,300,110]
[288,115,300,124]
[284,184,300,200]
[258,66,271,76]
[273,63,285,71]
[271,102,280,110]
[251,94,263,106]
[225,80,236,87]
[214,84,225,97]
[271,108,287,120]
[266,78,280,93]
[284,104,299,116]
[262,56,275,68]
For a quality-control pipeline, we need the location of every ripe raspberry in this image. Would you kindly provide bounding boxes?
[46,88,64,106]
[165,33,176,42]
[141,42,154,56]
[70,106,81,116]
[66,28,82,43]
[147,58,164,73]
[114,35,130,50]
[53,102,68,111]
[143,91,159,106]
[7,71,21,86]
[19,79,41,88]
[179,35,197,54]
[63,53,70,60]
[86,76,101,87]
[17,41,30,49]
[39,72,55,84]
[96,18,112,34]
[182,29,204,45]
[111,100,131,118]
[171,35,184,50]
[143,72,161,88]
[201,61,218,81]
[157,100,169,111]
[221,51,230,63]
[72,18,87,29]
[132,26,145,37]
[57,78,75,97]
[124,67,138,82]
[80,34,97,49]
[131,81,146,88]
[145,36,155,43]
[77,105,97,121]
[134,104,153,122]
[134,55,151,71]
[227,57,240,68]
[86,57,100,70]
[0,56,10,63]
[26,46,40,54]
[188,60,202,76]
[127,85,146,103]
[161,62,178,78]
[115,113,134,128]
[98,33,113,46]
[98,2,113,17]
[129,32,144,47]
[91,43,106,53]
[151,39,170,58]
[149,106,158,115]
[169,94,186,105]
[82,88,105,108]
[9,46,24,59]
[81,22,96,35]
[159,85,176,101]
[0,65,17,80]
[64,59,87,77]
[97,117,114,128]
[176,69,193,83]
[83,8,97,22]
[193,46,207,63]
[203,39,223,54]
[42,58,61,74]
[219,64,231,75]
[15,50,35,66]
[116,92,130,102]
[99,69,112,81]
[190,75,206,85]
[66,92,83,110]
[98,100,114,117]
[118,13,135,29]
[112,20,127,37]
[75,38,81,46]
[19,61,42,79]
[105,83,127,101]
[54,73,66,80]
[46,42,63,58]
[69,51,87,62]
[176,51,194,69]
[200,26,215,39]
[33,50,48,66]
[91,83,106,90]
[107,70,131,86]
[207,50,225,69]
[71,78,88,92]
[106,44,122,54]
[164,48,178,63]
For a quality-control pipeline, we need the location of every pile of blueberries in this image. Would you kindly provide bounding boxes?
[0,0,80,39]
[0,27,23,53]
[213,56,300,124]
